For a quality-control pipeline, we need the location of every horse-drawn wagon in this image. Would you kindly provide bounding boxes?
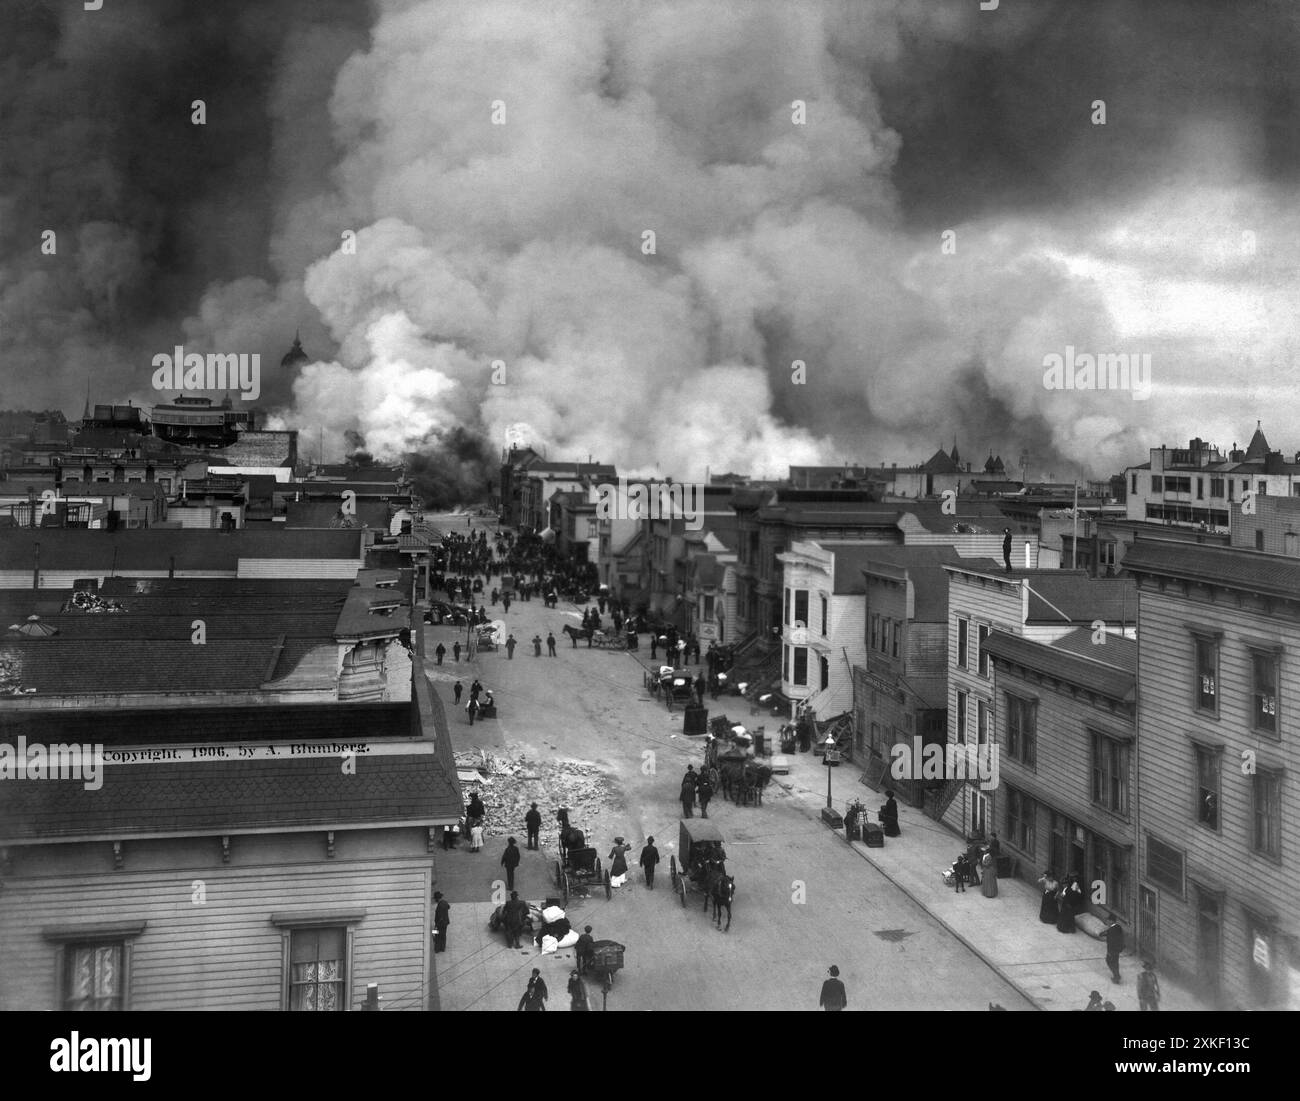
[554,820,611,903]
[669,818,735,930]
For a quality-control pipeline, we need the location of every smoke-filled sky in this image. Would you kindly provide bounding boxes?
[4,0,1300,481]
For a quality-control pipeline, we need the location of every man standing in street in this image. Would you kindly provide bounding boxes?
[533,634,542,656]
[1105,912,1125,984]
[453,640,462,662]
[501,836,522,891]
[820,965,847,1011]
[525,803,542,850]
[518,969,548,1011]
[506,634,517,659]
[547,631,557,657]
[680,766,697,818]
[453,680,463,706]
[503,891,528,948]
[640,836,659,889]
[433,891,450,954]
[575,925,595,975]
[435,642,446,665]
[1137,960,1161,1011]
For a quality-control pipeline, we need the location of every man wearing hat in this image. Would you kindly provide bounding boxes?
[1104,912,1125,983]
[525,803,542,850]
[820,965,847,1011]
[500,836,522,891]
[640,836,660,889]
[576,926,595,976]
[433,891,450,954]
[1137,960,1161,1011]
[518,969,548,1011]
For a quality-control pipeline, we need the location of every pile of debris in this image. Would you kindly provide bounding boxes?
[454,749,617,849]
[64,590,125,614]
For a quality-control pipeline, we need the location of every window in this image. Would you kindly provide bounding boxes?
[794,589,808,627]
[819,655,829,691]
[1256,530,1265,551]
[783,645,790,682]
[1210,477,1224,498]
[1151,475,1163,492]
[1253,769,1282,858]
[289,927,346,1011]
[955,690,968,742]
[1090,731,1129,814]
[702,595,714,621]
[880,619,890,655]
[820,595,828,636]
[1288,532,1300,557]
[1196,477,1203,499]
[1091,838,1131,916]
[1193,636,1218,713]
[957,617,969,668]
[1131,473,1138,494]
[1005,786,1036,853]
[1258,481,1268,496]
[1146,834,1185,894]
[870,614,880,651]
[1005,694,1036,766]
[891,619,900,658]
[977,625,990,677]
[63,942,125,1011]
[783,587,790,625]
[977,699,990,745]
[1194,745,1220,829]
[793,647,808,686]
[1249,648,1279,735]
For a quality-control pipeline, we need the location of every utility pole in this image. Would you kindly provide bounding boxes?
[1072,481,1079,570]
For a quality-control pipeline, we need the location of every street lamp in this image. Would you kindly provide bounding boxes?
[823,730,840,809]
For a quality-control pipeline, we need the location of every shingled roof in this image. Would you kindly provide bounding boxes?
[1122,538,1300,601]
[982,629,1136,703]
[0,754,455,840]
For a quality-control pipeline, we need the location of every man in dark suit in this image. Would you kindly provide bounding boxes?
[639,836,660,889]
[1002,528,1013,573]
[525,803,542,850]
[1105,913,1125,983]
[820,965,847,1011]
[503,891,529,949]
[575,926,595,975]
[518,969,548,1011]
[433,891,450,953]
[501,836,522,890]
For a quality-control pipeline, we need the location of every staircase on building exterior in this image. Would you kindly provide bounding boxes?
[927,776,965,822]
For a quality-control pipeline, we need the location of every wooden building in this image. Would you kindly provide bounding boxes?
[1122,534,1300,1009]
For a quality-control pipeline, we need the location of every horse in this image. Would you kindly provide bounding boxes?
[718,759,774,805]
[705,865,735,932]
[562,623,592,648]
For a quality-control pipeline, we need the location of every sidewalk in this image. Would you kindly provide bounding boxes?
[774,750,1206,1012]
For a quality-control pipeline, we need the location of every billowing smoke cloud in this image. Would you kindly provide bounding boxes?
[9,1,1300,485]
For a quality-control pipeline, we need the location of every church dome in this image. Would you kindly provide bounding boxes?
[281,331,310,370]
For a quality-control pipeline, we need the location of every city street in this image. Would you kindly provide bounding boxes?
[424,518,1034,1010]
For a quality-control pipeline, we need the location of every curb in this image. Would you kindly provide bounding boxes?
[772,772,1046,1011]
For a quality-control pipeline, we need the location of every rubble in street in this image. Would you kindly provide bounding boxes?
[453,747,620,848]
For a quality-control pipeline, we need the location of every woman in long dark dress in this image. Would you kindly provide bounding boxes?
[1057,873,1082,933]
[1037,870,1060,924]
[880,791,901,837]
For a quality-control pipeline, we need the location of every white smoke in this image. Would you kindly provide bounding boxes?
[180,0,1300,479]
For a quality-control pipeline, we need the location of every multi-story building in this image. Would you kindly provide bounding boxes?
[1124,423,1300,531]
[939,567,1137,838]
[776,542,883,725]
[854,546,968,797]
[980,627,1138,932]
[1122,530,1300,1009]
[0,575,460,1011]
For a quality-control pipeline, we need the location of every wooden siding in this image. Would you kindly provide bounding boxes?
[237,559,360,579]
[992,660,1136,908]
[0,846,433,1011]
[1134,578,1300,1008]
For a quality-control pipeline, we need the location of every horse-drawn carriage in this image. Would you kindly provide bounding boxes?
[476,623,501,651]
[705,716,775,806]
[589,628,625,649]
[644,666,695,707]
[554,820,611,904]
[669,818,734,930]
